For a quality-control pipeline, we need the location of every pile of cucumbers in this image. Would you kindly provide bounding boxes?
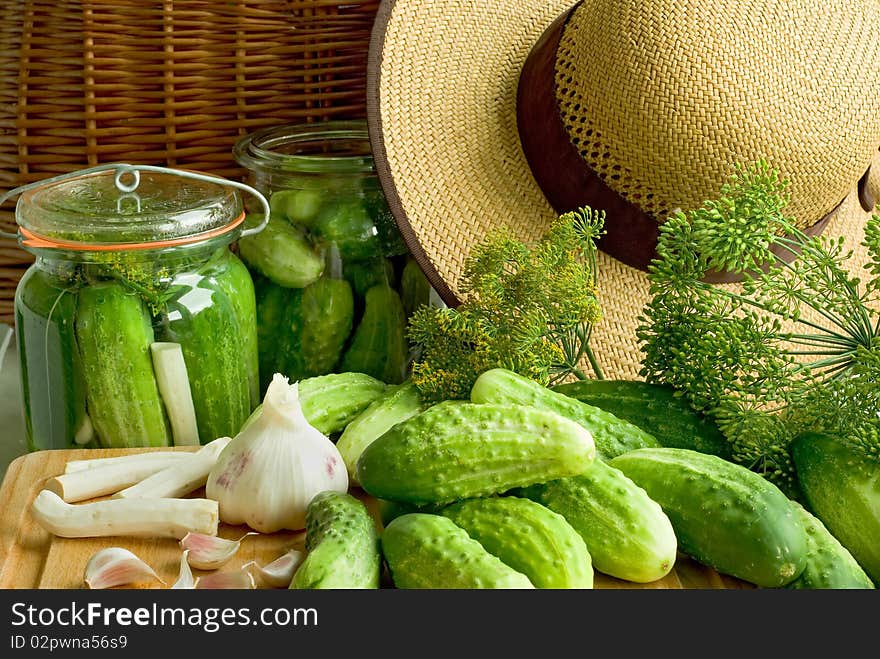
[287,368,878,590]
[236,181,431,393]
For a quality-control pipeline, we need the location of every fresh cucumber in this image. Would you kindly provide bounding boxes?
[401,256,432,319]
[290,491,381,589]
[786,502,874,589]
[356,401,596,505]
[552,379,731,458]
[241,371,386,436]
[253,275,307,390]
[300,276,354,376]
[158,270,252,444]
[209,251,260,408]
[75,281,171,448]
[471,368,660,460]
[270,188,326,227]
[340,285,408,385]
[381,513,534,589]
[298,371,387,435]
[313,198,383,261]
[441,496,594,589]
[515,460,677,583]
[610,448,808,587]
[791,432,880,585]
[238,213,324,288]
[336,380,425,484]
[343,257,396,301]
[15,267,90,450]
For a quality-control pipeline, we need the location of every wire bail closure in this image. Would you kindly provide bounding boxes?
[0,162,270,243]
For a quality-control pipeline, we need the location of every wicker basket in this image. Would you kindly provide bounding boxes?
[0,0,380,325]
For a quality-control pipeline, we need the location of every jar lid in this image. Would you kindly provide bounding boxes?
[16,166,244,248]
[233,120,375,175]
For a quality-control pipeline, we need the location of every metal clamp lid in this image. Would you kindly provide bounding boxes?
[0,163,269,245]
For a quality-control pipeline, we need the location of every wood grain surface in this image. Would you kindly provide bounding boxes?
[0,449,754,590]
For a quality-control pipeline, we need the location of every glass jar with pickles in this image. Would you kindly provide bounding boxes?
[7,164,268,451]
[233,121,433,393]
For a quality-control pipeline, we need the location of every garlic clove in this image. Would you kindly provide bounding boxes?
[171,550,198,589]
[179,531,257,570]
[195,568,256,590]
[250,548,305,588]
[84,548,164,590]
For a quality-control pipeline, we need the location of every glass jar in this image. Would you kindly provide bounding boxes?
[233,121,433,392]
[7,164,269,451]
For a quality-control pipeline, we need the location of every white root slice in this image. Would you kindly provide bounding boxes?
[150,342,201,447]
[31,489,218,539]
[180,531,258,571]
[84,547,164,589]
[195,568,255,590]
[249,548,305,588]
[73,414,95,446]
[114,436,233,500]
[48,456,197,503]
[171,550,198,589]
[65,451,193,474]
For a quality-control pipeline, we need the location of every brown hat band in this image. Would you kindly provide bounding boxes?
[516,3,852,283]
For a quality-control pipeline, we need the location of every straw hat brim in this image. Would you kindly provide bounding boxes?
[366,0,878,380]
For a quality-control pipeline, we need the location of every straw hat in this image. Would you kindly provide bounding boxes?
[366,0,880,379]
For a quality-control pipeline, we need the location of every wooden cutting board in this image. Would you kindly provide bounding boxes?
[0,449,753,590]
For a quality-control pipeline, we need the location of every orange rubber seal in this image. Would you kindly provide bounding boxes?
[18,211,246,251]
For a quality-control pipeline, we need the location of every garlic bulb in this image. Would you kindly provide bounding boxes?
[206,374,348,533]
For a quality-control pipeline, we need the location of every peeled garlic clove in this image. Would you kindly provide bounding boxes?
[180,531,257,570]
[251,549,305,588]
[195,568,255,590]
[84,548,164,590]
[171,550,198,589]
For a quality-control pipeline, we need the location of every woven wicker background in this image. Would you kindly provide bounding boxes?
[0,0,380,325]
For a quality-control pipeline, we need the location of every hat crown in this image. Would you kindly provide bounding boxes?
[555,0,880,226]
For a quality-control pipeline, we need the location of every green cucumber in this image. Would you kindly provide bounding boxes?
[791,432,880,585]
[210,251,260,408]
[300,276,354,376]
[313,198,383,261]
[441,496,594,589]
[340,285,408,385]
[356,401,596,505]
[336,381,425,484]
[242,371,387,436]
[401,256,432,319]
[362,187,408,257]
[238,213,324,288]
[253,275,307,390]
[381,513,534,589]
[298,371,387,435]
[269,188,325,226]
[515,460,677,583]
[377,499,440,527]
[290,491,381,589]
[471,368,660,460]
[15,267,90,450]
[786,502,874,589]
[343,257,396,301]
[610,447,808,587]
[75,281,171,448]
[158,271,252,444]
[552,379,731,458]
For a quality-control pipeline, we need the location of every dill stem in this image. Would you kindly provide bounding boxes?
[698,281,856,343]
[584,343,604,380]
